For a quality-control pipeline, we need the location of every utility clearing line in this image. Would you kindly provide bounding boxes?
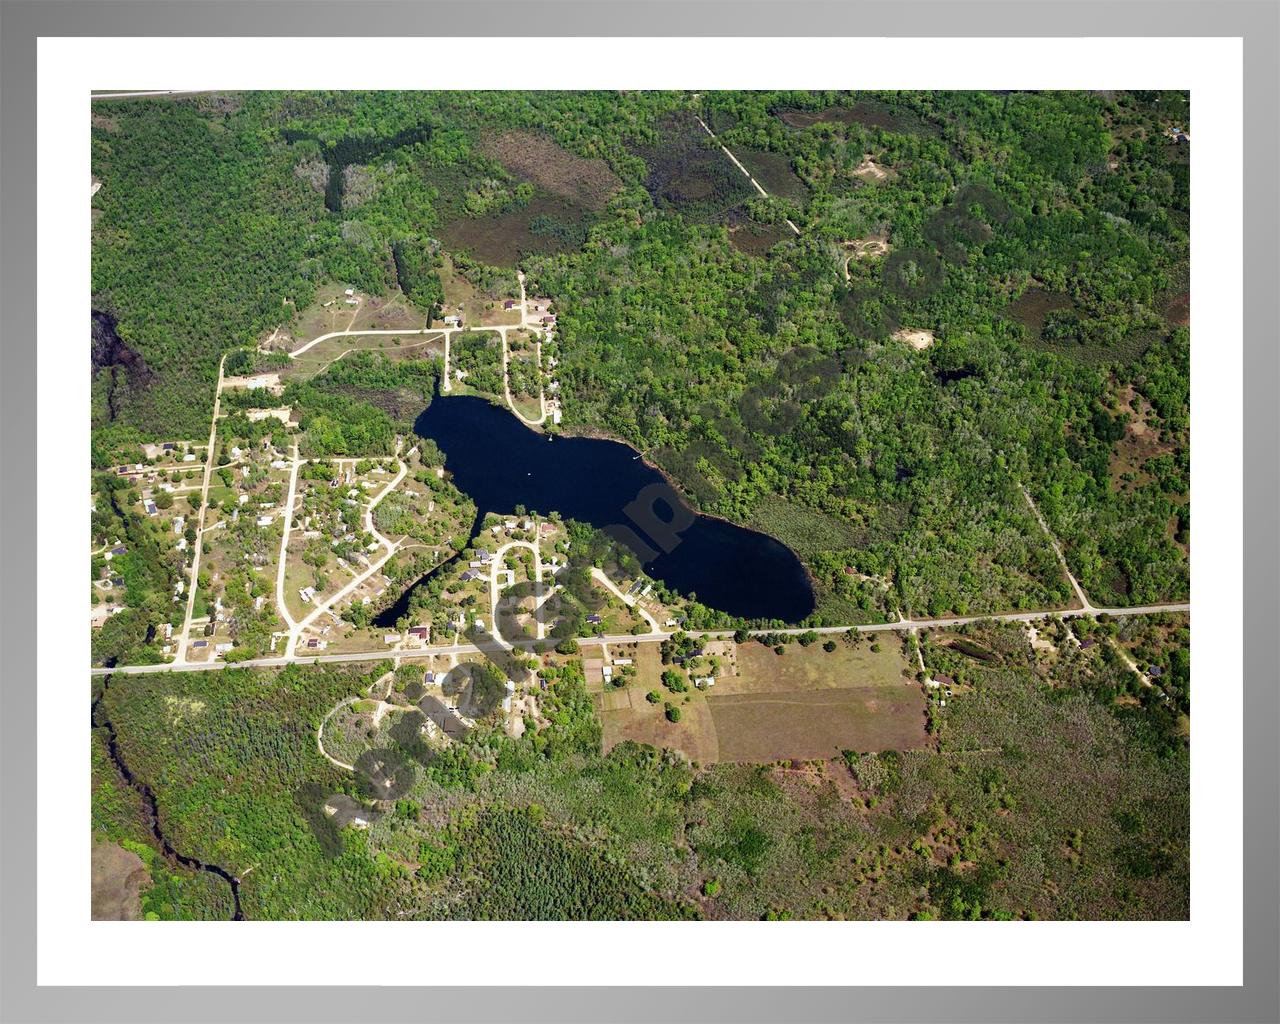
[1018,482,1095,612]
[694,114,801,237]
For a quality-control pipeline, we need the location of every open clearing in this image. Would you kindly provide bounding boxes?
[726,638,914,694]
[91,840,149,921]
[708,639,926,761]
[707,686,928,762]
[892,328,935,350]
[481,130,622,211]
[852,155,895,183]
[595,638,925,764]
[439,255,520,326]
[286,285,429,351]
[286,331,443,381]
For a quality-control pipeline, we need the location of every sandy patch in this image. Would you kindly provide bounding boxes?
[92,841,150,921]
[853,155,893,182]
[247,407,293,425]
[892,328,935,350]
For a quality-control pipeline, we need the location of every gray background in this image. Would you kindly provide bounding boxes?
[1,1,1276,1022]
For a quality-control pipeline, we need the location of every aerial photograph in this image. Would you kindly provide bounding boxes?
[89,89,1190,923]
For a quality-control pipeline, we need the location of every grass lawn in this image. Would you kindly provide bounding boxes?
[725,636,913,695]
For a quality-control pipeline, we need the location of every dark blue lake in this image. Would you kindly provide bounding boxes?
[397,395,815,624]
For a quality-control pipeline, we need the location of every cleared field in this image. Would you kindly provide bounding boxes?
[706,686,928,762]
[91,841,148,921]
[439,255,521,326]
[595,638,924,765]
[724,637,913,695]
[286,332,443,380]
[597,687,720,765]
[481,130,622,211]
[288,286,430,351]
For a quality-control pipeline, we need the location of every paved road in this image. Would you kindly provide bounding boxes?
[93,600,1189,676]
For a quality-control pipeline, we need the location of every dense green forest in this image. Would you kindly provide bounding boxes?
[93,89,1189,619]
[93,617,1188,921]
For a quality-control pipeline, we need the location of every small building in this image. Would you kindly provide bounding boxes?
[460,569,479,582]
[192,640,208,649]
[143,500,158,516]
[110,545,127,556]
[503,299,517,310]
[256,515,273,527]
[473,618,485,630]
[613,657,633,666]
[443,314,462,327]
[1078,639,1096,650]
[586,614,602,625]
[182,453,197,462]
[408,626,429,640]
[384,633,402,645]
[344,287,355,297]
